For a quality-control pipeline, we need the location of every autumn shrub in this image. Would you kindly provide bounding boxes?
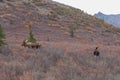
[54,6,76,17]
[22,45,67,79]
[32,0,42,3]
[32,0,46,6]
[0,46,11,56]
[47,13,58,21]
[60,65,82,80]
[3,62,24,80]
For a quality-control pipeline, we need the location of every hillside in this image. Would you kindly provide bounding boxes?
[94,12,120,27]
[0,0,120,80]
[1,0,120,45]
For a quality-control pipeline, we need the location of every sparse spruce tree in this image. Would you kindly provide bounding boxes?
[69,26,75,38]
[27,25,36,43]
[0,24,6,46]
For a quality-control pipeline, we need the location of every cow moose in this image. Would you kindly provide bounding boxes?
[93,47,100,56]
[22,39,41,49]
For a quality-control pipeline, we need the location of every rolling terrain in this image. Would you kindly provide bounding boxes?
[0,0,120,80]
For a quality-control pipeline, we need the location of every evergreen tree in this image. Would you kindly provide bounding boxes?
[0,24,6,46]
[27,26,36,43]
[69,26,75,38]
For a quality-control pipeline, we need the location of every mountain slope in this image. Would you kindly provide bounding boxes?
[94,12,120,27]
[0,0,120,45]
[0,0,120,80]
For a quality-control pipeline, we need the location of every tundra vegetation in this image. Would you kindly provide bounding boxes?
[0,0,120,80]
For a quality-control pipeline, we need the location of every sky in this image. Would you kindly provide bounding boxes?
[53,0,120,15]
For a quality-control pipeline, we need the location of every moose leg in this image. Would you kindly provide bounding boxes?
[36,45,39,49]
[31,45,34,48]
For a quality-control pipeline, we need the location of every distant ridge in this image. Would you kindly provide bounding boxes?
[94,12,120,27]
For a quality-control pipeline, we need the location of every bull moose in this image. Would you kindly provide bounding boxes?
[93,47,100,56]
[22,39,41,49]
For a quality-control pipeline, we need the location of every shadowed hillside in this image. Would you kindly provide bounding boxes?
[0,0,120,80]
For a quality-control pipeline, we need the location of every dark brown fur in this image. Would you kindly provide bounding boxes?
[93,47,100,56]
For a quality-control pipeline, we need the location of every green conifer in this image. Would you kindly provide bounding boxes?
[27,26,36,43]
[0,24,6,46]
[69,26,75,38]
